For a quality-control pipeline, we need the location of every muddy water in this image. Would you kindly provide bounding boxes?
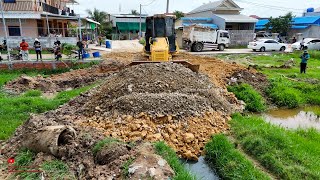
[262,106,320,129]
[182,156,219,180]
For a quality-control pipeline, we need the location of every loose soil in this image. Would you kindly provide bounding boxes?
[0,52,267,179]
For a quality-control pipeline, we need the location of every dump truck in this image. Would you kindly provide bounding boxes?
[183,25,230,52]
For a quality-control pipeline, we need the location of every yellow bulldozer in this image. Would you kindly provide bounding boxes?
[130,14,199,72]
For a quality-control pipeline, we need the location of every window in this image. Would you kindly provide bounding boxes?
[4,0,16,3]
[8,26,21,36]
[265,40,277,43]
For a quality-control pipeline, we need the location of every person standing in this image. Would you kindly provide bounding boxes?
[292,37,297,43]
[34,38,42,61]
[300,38,305,50]
[20,39,29,61]
[77,40,83,59]
[300,50,310,74]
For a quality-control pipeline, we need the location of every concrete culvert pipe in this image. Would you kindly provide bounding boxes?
[22,126,76,157]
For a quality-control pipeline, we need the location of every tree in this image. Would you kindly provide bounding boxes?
[131,10,139,15]
[86,8,112,38]
[265,12,294,35]
[173,10,185,20]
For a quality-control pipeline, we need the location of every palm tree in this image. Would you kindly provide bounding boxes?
[86,8,110,36]
[131,10,139,15]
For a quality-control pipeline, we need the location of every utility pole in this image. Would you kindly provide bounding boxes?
[166,0,169,14]
[139,4,142,38]
[0,0,11,62]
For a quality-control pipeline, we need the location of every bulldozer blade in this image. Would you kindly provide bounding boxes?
[129,60,200,72]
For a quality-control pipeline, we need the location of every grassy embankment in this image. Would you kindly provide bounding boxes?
[154,142,195,180]
[0,66,98,140]
[222,51,320,108]
[205,135,270,179]
[229,114,320,179]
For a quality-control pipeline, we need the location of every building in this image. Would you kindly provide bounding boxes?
[0,0,85,48]
[303,7,320,17]
[110,14,147,40]
[184,0,257,46]
[255,16,320,39]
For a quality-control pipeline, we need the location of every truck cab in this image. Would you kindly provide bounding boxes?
[217,30,230,49]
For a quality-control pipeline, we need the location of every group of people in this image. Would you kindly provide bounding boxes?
[19,38,62,61]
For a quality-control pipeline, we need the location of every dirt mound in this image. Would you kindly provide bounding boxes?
[4,60,126,94]
[82,63,235,119]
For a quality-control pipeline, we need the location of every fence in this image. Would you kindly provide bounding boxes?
[229,30,255,46]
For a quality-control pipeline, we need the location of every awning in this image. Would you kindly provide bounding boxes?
[85,18,101,25]
[1,12,41,19]
[214,14,258,23]
[181,17,212,22]
[291,25,309,29]
[183,23,218,29]
[116,22,146,32]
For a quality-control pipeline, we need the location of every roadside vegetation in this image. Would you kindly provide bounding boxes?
[205,134,270,180]
[230,114,320,179]
[228,83,266,112]
[154,141,195,180]
[12,149,73,179]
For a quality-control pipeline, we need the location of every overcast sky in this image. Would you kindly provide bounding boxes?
[75,0,320,18]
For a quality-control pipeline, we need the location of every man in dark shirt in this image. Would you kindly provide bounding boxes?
[77,40,83,60]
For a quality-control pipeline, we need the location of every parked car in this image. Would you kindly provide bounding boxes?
[248,39,287,52]
[291,38,320,50]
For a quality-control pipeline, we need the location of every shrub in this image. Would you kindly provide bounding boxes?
[228,83,266,112]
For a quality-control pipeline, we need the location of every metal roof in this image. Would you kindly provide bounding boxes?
[181,17,212,21]
[256,19,269,26]
[182,23,218,29]
[291,25,309,29]
[293,16,320,24]
[188,0,242,14]
[1,12,41,19]
[214,14,258,23]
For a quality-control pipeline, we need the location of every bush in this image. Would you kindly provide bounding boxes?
[23,90,42,97]
[61,43,77,57]
[139,38,146,45]
[228,83,266,112]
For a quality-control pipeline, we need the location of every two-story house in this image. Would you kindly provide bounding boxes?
[0,0,84,47]
[184,0,257,46]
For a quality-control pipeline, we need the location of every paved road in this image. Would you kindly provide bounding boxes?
[188,48,264,55]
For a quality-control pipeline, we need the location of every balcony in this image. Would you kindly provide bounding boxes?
[42,3,59,15]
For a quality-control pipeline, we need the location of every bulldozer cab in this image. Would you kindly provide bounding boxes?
[144,14,177,54]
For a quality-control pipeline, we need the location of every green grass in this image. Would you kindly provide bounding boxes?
[230,114,320,179]
[154,141,195,180]
[42,160,75,179]
[122,158,135,178]
[266,77,320,108]
[219,51,320,108]
[228,83,266,112]
[205,134,270,180]
[0,85,94,140]
[92,137,120,155]
[1,49,52,54]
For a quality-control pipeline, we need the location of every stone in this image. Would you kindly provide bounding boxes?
[184,133,195,143]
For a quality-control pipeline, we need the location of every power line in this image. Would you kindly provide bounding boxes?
[234,0,305,14]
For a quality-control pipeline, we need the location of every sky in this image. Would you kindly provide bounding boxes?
[75,0,320,18]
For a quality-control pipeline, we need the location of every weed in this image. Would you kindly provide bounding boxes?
[23,90,42,97]
[42,160,75,179]
[228,83,266,112]
[154,141,195,180]
[205,134,270,180]
[122,158,135,178]
[14,149,35,166]
[231,114,320,179]
[92,138,119,155]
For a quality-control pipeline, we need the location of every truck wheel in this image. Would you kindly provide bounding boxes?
[193,43,203,52]
[218,44,225,51]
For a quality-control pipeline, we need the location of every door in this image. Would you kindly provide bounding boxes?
[308,39,320,50]
[265,40,280,50]
[218,31,230,44]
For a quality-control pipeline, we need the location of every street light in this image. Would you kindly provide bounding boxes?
[0,0,11,62]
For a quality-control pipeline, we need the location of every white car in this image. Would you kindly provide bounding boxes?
[248,39,287,52]
[292,38,320,50]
